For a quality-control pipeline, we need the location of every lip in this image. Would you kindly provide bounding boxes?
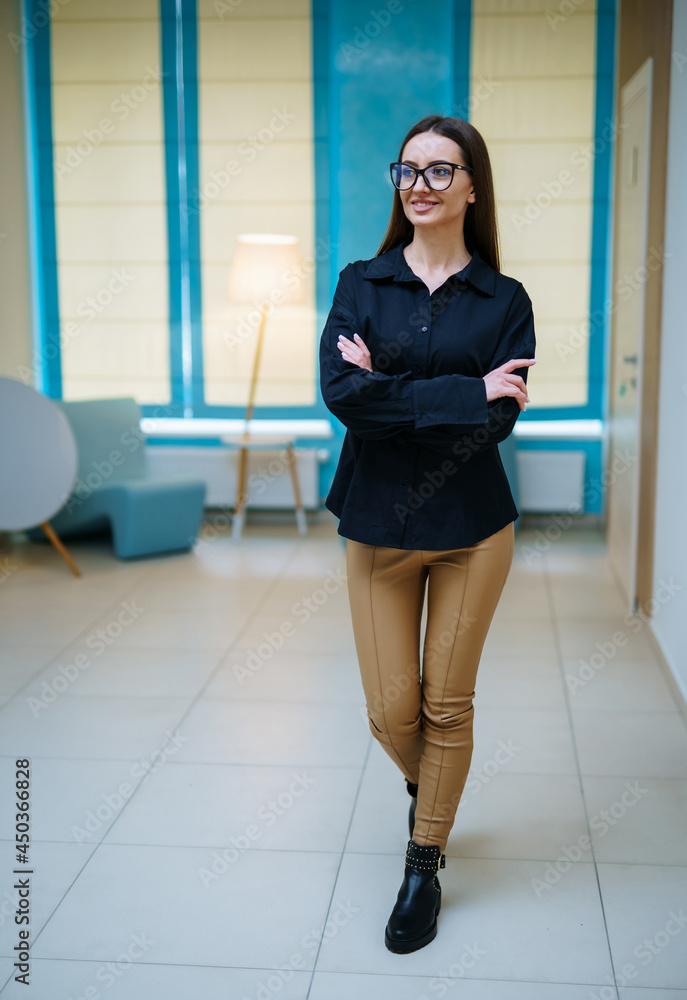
[411,201,438,209]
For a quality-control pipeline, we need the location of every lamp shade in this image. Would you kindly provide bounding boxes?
[227,234,305,305]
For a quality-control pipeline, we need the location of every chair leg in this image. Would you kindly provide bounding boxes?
[286,445,307,536]
[233,447,249,539]
[39,521,82,577]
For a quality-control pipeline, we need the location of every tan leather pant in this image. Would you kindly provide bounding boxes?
[346,521,514,851]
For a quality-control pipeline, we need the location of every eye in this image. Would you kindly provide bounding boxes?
[430,165,451,178]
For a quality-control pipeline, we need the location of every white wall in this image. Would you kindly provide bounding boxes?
[651,0,687,703]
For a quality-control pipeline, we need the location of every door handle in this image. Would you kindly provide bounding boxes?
[623,354,638,364]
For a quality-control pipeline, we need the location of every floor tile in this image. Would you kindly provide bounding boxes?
[32,845,341,970]
[475,657,567,710]
[0,841,96,957]
[309,973,608,1000]
[0,961,311,1000]
[571,710,687,777]
[238,614,356,655]
[564,657,679,712]
[0,518,684,996]
[0,696,190,760]
[81,606,242,651]
[174,700,370,767]
[0,605,110,647]
[0,647,62,696]
[598,863,687,989]
[316,853,614,984]
[550,578,628,619]
[347,768,589,862]
[103,762,362,852]
[128,575,271,612]
[583,776,687,866]
[0,756,156,844]
[21,648,222,700]
[472,708,579,775]
[557,617,659,664]
[618,991,687,999]
[480,618,559,660]
[203,650,362,703]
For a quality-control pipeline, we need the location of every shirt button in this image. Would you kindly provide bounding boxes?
[421,326,428,332]
[413,365,423,374]
[402,478,410,486]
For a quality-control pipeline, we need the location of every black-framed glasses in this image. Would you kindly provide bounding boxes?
[389,161,473,191]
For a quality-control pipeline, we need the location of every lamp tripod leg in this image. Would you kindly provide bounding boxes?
[39,521,82,577]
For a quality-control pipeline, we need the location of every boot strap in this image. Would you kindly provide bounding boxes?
[405,840,446,871]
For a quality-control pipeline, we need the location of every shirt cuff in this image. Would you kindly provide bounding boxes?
[412,374,489,429]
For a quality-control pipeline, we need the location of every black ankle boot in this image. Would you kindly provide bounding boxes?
[385,840,445,954]
[406,780,418,839]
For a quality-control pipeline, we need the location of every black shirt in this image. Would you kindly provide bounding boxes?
[319,238,536,550]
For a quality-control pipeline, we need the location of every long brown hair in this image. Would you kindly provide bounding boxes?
[376,115,501,272]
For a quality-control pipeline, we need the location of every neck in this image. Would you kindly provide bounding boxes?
[404,226,471,272]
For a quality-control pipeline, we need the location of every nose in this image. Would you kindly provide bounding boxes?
[412,170,431,192]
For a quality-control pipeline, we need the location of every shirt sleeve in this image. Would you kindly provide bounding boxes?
[319,264,490,440]
[402,282,536,457]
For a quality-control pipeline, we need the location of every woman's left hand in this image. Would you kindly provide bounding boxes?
[337,333,373,372]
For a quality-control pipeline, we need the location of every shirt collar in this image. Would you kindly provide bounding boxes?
[363,239,496,297]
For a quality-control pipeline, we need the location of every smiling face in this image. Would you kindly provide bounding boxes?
[398,131,475,232]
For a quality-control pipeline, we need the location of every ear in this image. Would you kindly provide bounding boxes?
[467,186,476,204]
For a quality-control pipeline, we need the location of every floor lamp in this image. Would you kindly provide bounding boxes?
[222,234,307,538]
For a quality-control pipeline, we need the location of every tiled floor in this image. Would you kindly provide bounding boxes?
[0,514,686,999]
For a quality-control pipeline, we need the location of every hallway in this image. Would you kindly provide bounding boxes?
[0,515,685,998]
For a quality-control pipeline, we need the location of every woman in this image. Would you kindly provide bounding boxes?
[318,115,536,954]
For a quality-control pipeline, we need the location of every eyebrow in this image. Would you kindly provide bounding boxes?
[402,159,451,166]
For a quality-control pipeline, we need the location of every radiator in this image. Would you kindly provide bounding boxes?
[146,446,321,509]
[516,450,586,513]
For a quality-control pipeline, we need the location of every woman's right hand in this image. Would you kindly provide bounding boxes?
[483,358,537,411]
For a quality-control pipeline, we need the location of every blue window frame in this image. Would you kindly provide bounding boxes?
[23,0,615,439]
